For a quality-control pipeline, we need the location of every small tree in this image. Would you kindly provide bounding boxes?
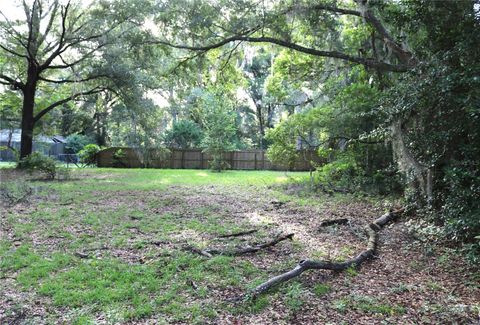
[265,120,299,171]
[78,144,101,167]
[200,94,237,172]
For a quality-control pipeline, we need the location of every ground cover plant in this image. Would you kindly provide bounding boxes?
[1,168,479,324]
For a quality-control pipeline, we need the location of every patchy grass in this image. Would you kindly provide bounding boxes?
[332,295,405,316]
[0,167,479,324]
[313,283,331,297]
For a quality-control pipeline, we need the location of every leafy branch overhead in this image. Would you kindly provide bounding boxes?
[152,0,416,72]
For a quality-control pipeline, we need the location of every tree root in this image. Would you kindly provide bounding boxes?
[251,208,404,297]
[186,233,294,257]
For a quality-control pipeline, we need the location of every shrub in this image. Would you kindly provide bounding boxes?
[65,134,95,154]
[78,144,101,167]
[18,153,57,179]
[313,156,360,189]
[112,149,127,168]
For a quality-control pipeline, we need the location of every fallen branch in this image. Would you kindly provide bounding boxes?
[218,229,258,238]
[74,251,89,259]
[184,246,213,258]
[187,233,294,257]
[319,218,349,227]
[252,208,404,297]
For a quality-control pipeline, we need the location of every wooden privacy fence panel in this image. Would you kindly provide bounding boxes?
[97,147,322,171]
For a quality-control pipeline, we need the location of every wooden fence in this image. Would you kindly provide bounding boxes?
[97,147,322,171]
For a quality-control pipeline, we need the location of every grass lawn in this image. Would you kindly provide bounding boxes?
[0,168,478,324]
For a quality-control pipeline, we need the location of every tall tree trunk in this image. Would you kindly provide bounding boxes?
[256,103,265,149]
[19,87,36,159]
[19,65,38,160]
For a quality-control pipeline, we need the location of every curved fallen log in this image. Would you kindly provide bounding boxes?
[186,233,294,257]
[252,208,404,297]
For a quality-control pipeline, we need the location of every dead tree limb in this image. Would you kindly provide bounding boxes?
[218,229,258,238]
[252,208,404,297]
[187,233,294,257]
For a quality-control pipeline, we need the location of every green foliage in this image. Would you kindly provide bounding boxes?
[313,283,331,297]
[18,153,57,179]
[266,77,398,192]
[0,145,18,161]
[199,93,238,172]
[283,282,305,312]
[163,120,203,149]
[78,144,101,167]
[113,149,127,168]
[380,0,480,260]
[332,295,405,316]
[66,134,95,154]
[265,120,299,170]
[141,147,171,168]
[314,156,359,187]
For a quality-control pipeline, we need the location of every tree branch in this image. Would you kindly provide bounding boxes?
[33,86,107,123]
[153,36,410,72]
[0,74,25,90]
[251,208,404,297]
[38,73,108,84]
[0,43,29,60]
[353,0,416,65]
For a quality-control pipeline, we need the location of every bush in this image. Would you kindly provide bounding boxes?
[18,153,57,179]
[65,134,95,154]
[78,144,101,167]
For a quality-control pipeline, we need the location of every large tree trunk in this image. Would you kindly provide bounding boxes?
[19,65,38,160]
[19,87,36,159]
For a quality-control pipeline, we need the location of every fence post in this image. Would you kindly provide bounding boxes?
[170,150,174,168]
[254,151,257,170]
[200,151,204,169]
[230,151,234,169]
[181,150,185,169]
